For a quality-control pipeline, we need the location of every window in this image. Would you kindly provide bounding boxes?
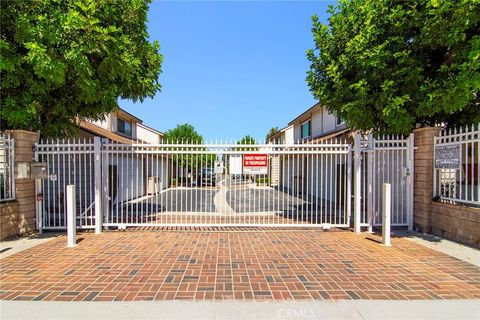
[117,118,132,136]
[301,120,311,139]
[336,117,345,126]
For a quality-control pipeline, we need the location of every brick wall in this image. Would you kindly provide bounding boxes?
[0,201,19,240]
[413,126,480,248]
[431,202,480,248]
[0,130,38,240]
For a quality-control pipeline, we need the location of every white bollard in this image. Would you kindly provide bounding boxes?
[382,183,391,246]
[66,185,76,248]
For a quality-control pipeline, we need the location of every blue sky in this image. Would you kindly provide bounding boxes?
[120,0,335,141]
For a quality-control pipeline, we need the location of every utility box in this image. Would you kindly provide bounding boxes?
[147,176,160,194]
[31,162,47,179]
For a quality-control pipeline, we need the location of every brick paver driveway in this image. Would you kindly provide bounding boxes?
[1,229,479,302]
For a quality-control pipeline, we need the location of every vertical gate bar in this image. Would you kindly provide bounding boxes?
[433,135,437,198]
[83,139,87,227]
[34,143,43,234]
[471,125,475,201]
[297,148,300,224]
[64,139,69,226]
[155,146,158,224]
[88,143,92,226]
[194,145,197,224]
[281,146,284,225]
[128,144,132,224]
[321,148,324,225]
[54,140,58,227]
[150,144,154,224]
[72,140,77,228]
[78,142,82,227]
[199,148,203,225]
[46,142,50,228]
[343,150,347,226]
[121,145,124,225]
[307,148,315,224]
[175,143,179,224]
[94,137,102,234]
[315,146,318,224]
[346,144,352,228]
[367,136,373,231]
[407,133,414,230]
[477,125,480,202]
[353,134,361,233]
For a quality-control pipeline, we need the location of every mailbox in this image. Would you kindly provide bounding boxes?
[31,162,47,179]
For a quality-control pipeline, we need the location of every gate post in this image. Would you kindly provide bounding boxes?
[366,134,374,233]
[94,137,102,234]
[354,134,361,234]
[406,133,415,231]
[34,147,43,234]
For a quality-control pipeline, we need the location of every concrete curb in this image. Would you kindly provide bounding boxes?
[1,300,479,320]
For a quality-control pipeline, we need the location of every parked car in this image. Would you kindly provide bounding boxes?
[198,168,216,187]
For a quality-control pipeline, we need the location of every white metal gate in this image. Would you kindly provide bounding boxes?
[35,134,413,231]
[35,138,352,229]
[35,139,97,230]
[358,134,414,230]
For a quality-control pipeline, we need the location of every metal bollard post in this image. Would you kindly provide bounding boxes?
[382,183,391,246]
[67,185,76,248]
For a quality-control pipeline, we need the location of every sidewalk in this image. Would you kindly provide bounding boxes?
[1,300,479,320]
[0,233,62,259]
[393,229,480,267]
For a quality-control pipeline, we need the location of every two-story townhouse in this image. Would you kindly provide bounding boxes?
[269,103,353,209]
[42,108,169,221]
[80,108,169,206]
[78,108,146,143]
[288,103,349,143]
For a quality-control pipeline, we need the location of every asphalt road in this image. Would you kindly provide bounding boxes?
[108,178,346,224]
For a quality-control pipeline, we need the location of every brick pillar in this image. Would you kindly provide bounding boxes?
[413,127,441,233]
[7,130,39,236]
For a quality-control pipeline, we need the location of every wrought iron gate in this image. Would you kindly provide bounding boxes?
[35,134,413,230]
[36,138,352,229]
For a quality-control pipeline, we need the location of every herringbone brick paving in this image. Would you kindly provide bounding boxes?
[0,230,479,301]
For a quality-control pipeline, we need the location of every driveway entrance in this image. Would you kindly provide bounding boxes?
[34,135,414,231]
[1,230,478,301]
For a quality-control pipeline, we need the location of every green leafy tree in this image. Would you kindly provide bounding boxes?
[307,0,480,134]
[265,127,279,141]
[163,123,203,143]
[1,0,162,137]
[163,124,213,169]
[236,135,257,151]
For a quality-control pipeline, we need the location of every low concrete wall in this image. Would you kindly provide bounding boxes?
[431,202,480,248]
[0,201,20,240]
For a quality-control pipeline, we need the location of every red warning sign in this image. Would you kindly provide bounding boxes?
[243,154,268,174]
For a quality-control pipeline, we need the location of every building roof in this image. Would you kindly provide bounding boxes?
[307,127,350,143]
[116,107,143,123]
[77,106,166,144]
[268,125,293,140]
[287,103,322,126]
[137,122,164,137]
[78,120,134,144]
